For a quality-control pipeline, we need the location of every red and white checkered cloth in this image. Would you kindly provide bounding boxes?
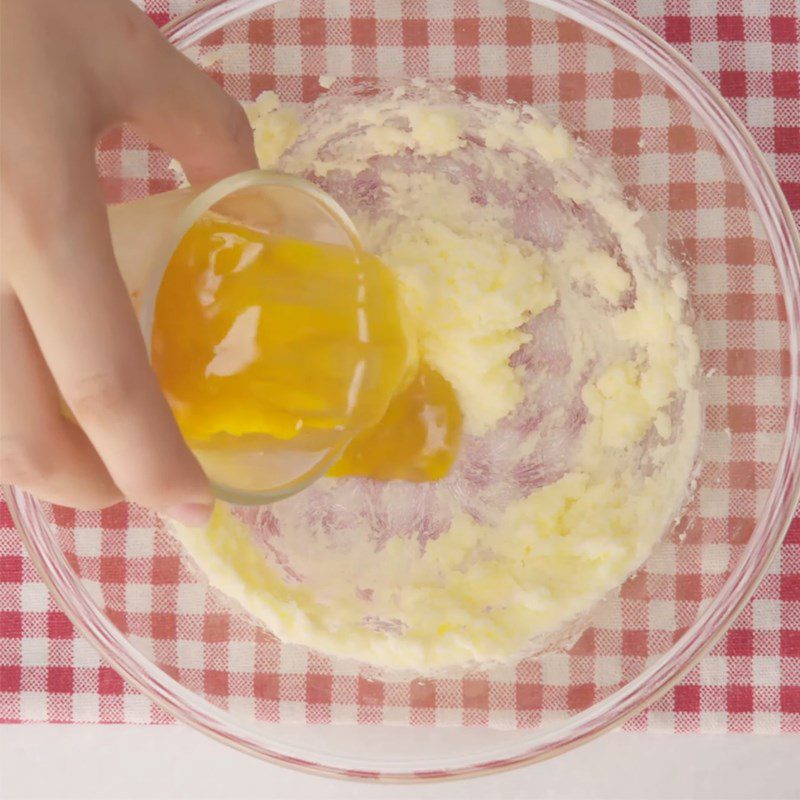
[1,0,798,732]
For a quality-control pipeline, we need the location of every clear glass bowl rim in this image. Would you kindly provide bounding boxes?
[7,0,800,783]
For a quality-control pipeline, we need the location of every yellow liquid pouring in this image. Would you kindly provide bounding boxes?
[152,216,462,485]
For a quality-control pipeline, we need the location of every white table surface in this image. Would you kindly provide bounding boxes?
[0,725,796,800]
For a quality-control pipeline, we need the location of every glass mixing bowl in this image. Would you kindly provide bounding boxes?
[7,0,799,781]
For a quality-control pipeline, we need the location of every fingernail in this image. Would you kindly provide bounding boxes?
[165,502,213,527]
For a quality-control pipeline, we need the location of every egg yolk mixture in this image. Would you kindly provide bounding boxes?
[152,216,462,482]
[328,365,462,482]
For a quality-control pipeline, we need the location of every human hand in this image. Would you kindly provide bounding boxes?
[0,0,258,522]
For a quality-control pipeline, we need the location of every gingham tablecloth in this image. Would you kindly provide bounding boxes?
[1,0,798,732]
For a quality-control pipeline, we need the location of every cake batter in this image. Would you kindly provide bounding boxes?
[170,84,700,672]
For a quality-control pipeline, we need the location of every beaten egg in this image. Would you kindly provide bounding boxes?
[152,216,462,486]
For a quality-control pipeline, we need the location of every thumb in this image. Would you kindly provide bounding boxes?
[121,15,258,184]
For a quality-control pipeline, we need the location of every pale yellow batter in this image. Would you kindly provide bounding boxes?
[170,85,700,672]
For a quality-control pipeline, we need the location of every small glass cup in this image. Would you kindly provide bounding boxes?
[107,170,363,504]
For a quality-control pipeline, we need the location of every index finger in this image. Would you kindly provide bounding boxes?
[8,146,213,522]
